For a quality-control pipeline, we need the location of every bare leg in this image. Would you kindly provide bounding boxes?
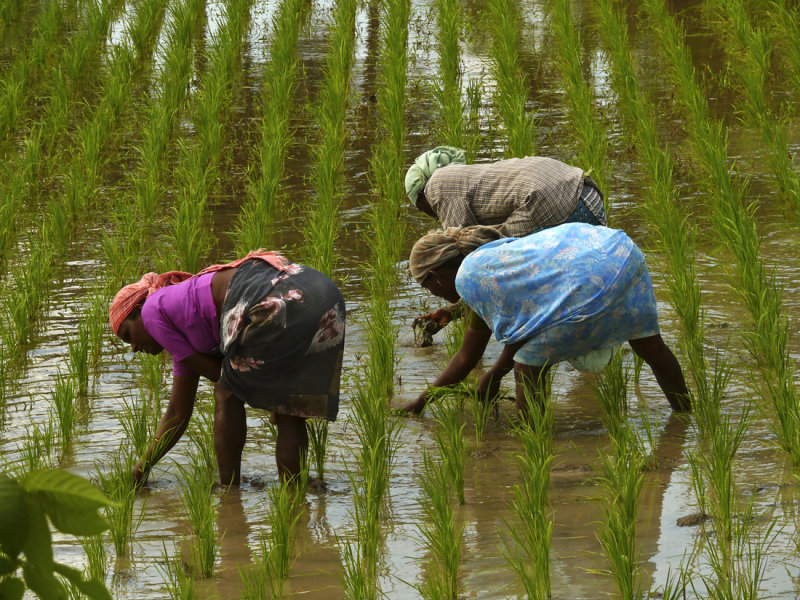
[514,363,551,413]
[214,382,247,486]
[629,334,691,412]
[274,413,308,482]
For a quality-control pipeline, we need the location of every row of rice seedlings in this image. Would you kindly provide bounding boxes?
[431,0,464,148]
[81,533,108,585]
[234,0,307,254]
[547,0,611,213]
[767,0,800,101]
[96,444,141,557]
[709,0,800,222]
[429,394,465,504]
[300,0,358,276]
[51,372,80,457]
[0,0,66,141]
[297,0,358,480]
[12,418,58,476]
[502,387,554,600]
[591,353,647,599]
[102,0,206,289]
[171,0,254,273]
[416,451,463,599]
[642,0,800,469]
[486,0,535,158]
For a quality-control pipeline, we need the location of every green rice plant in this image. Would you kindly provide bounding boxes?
[238,537,281,599]
[52,373,79,456]
[769,0,800,98]
[158,541,198,600]
[300,0,358,274]
[14,417,58,477]
[263,474,306,581]
[234,0,303,252]
[464,77,484,162]
[69,324,90,397]
[441,312,466,358]
[307,419,329,482]
[186,395,217,478]
[80,534,107,583]
[486,0,535,157]
[86,290,107,371]
[428,395,465,504]
[547,0,611,213]
[416,451,463,599]
[450,381,496,447]
[338,534,373,600]
[118,392,152,459]
[502,381,553,600]
[96,445,141,557]
[177,457,219,577]
[0,0,24,28]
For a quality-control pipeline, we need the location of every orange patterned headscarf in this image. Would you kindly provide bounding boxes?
[109,250,291,335]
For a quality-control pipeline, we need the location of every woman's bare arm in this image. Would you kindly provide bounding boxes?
[133,373,199,485]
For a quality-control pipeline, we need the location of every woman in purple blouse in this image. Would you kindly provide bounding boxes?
[109,251,345,486]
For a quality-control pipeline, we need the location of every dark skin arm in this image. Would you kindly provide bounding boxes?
[404,325,492,414]
[133,373,199,485]
[476,340,527,401]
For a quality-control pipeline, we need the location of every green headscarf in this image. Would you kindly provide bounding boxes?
[404,146,466,205]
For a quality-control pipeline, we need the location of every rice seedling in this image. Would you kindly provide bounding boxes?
[486,0,535,157]
[547,0,611,212]
[463,77,484,162]
[187,394,217,478]
[307,419,329,482]
[177,456,219,577]
[769,0,800,98]
[502,378,553,600]
[238,536,281,599]
[118,392,152,459]
[441,312,466,358]
[81,534,107,583]
[235,0,305,253]
[14,417,58,477]
[69,324,90,397]
[428,394,465,504]
[96,445,141,557]
[416,451,462,599]
[0,0,24,28]
[52,373,79,456]
[86,290,107,371]
[158,541,198,600]
[262,476,304,581]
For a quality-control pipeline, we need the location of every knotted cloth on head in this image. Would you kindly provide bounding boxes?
[108,250,291,335]
[404,146,466,205]
[409,225,505,284]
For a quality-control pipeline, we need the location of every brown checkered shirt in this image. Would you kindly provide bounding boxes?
[424,157,603,237]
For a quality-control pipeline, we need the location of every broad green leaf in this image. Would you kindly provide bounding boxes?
[22,560,66,600]
[21,497,53,570]
[0,576,25,600]
[0,554,17,575]
[24,469,110,512]
[0,476,29,557]
[34,497,109,538]
[53,562,112,600]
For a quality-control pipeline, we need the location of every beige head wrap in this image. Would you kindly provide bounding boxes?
[404,146,466,205]
[409,225,505,284]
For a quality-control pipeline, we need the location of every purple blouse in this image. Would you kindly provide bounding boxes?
[141,272,219,377]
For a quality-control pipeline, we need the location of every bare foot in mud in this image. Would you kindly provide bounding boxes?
[307,478,328,494]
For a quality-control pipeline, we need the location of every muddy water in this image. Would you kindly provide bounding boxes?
[2,0,800,597]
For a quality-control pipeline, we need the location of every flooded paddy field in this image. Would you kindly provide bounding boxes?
[1,0,800,597]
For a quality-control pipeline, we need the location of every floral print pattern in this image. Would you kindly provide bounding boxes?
[456,223,660,365]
